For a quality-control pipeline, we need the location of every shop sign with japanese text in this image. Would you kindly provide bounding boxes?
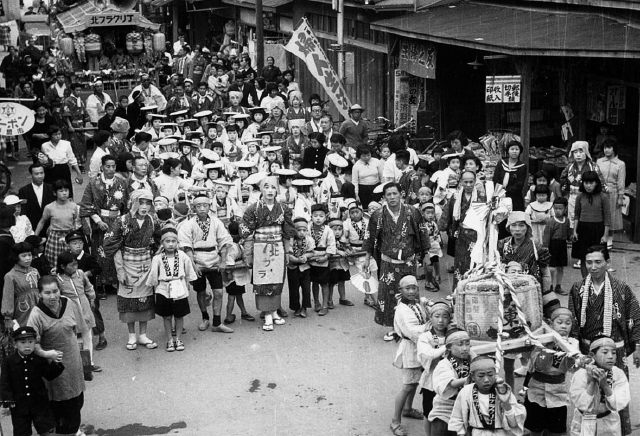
[285,19,352,118]
[485,75,521,104]
[0,103,35,136]
[87,13,136,27]
[398,39,436,79]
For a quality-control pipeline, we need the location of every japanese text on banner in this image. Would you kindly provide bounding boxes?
[285,19,352,119]
[485,76,521,104]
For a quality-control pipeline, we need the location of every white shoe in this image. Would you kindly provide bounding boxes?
[573,261,581,269]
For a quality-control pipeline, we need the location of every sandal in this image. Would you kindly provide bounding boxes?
[166,340,175,352]
[175,339,185,351]
[138,339,158,349]
[402,408,424,419]
[389,422,407,436]
[274,317,285,325]
[262,323,274,331]
[126,342,137,350]
[224,314,236,324]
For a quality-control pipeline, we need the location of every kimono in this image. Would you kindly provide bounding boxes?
[177,212,233,271]
[449,384,527,436]
[166,95,195,116]
[292,191,313,222]
[364,204,429,327]
[80,174,129,287]
[569,366,630,436]
[393,298,428,370]
[211,196,241,228]
[86,92,113,124]
[62,95,89,166]
[263,116,289,146]
[103,214,159,322]
[398,169,421,205]
[596,156,626,231]
[277,186,297,211]
[240,200,295,311]
[417,329,447,392]
[283,135,308,167]
[497,237,557,318]
[318,172,344,215]
[559,160,606,226]
[343,216,377,274]
[147,249,198,301]
[428,356,470,424]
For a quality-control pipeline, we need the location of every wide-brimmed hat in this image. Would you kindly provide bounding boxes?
[348,104,365,113]
[3,195,26,206]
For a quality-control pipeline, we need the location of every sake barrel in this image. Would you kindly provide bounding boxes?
[60,36,74,57]
[84,33,102,56]
[454,275,543,341]
[153,32,165,52]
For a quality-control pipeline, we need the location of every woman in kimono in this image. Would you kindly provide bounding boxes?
[241,175,295,331]
[103,189,160,350]
[79,154,129,294]
[263,103,289,148]
[439,171,487,292]
[62,83,90,171]
[596,140,626,250]
[363,182,429,338]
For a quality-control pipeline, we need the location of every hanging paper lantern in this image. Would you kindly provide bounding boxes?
[60,36,74,57]
[152,32,165,52]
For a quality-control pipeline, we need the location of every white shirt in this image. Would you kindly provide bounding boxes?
[129,85,167,111]
[89,147,107,179]
[41,140,78,166]
[31,183,43,207]
[86,92,113,123]
[382,150,419,182]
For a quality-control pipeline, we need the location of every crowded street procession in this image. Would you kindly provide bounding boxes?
[0,0,639,435]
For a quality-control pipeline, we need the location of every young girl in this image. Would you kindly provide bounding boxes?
[328,218,353,308]
[260,145,281,173]
[243,139,263,168]
[572,171,610,278]
[2,242,40,327]
[391,275,428,436]
[247,108,266,138]
[210,180,240,228]
[56,252,98,371]
[524,307,579,436]
[428,328,471,436]
[147,227,198,352]
[319,154,348,213]
[569,336,630,436]
[35,179,79,267]
[283,121,307,168]
[525,170,559,208]
[543,197,571,295]
[416,301,452,436]
[449,356,527,436]
[526,184,553,246]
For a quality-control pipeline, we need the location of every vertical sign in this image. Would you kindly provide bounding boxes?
[606,85,626,125]
[485,76,521,103]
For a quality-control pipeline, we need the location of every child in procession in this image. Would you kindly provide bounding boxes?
[526,184,553,246]
[543,197,571,296]
[288,217,315,318]
[308,204,336,316]
[421,203,442,291]
[223,221,255,323]
[327,218,353,307]
[147,227,198,352]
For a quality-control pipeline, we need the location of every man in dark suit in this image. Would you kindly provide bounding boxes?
[228,72,259,108]
[18,163,55,231]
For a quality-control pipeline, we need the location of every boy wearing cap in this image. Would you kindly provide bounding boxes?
[449,356,526,436]
[0,326,65,436]
[391,275,428,436]
[288,217,315,317]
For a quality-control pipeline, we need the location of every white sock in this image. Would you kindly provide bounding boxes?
[264,314,273,325]
[128,333,137,343]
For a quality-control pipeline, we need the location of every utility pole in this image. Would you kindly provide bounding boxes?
[256,0,264,77]
[336,0,344,80]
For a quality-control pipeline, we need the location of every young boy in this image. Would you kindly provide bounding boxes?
[147,227,198,352]
[308,204,336,316]
[524,307,579,436]
[288,217,315,318]
[24,235,51,278]
[396,149,421,205]
[417,301,452,436]
[223,221,254,323]
[432,155,461,204]
[65,230,108,351]
[569,336,630,436]
[391,275,429,436]
[421,203,442,291]
[449,355,527,436]
[543,197,571,296]
[428,328,471,436]
[341,167,356,200]
[0,326,64,436]
[416,187,433,210]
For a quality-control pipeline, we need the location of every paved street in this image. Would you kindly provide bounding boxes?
[0,150,638,436]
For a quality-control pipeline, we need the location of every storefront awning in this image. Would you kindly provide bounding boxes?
[221,0,292,12]
[371,1,640,58]
[57,4,161,34]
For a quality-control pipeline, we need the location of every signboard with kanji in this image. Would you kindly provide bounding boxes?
[398,39,436,80]
[0,103,35,136]
[485,75,521,104]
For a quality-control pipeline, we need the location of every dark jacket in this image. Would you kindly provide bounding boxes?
[18,182,55,231]
[76,250,102,287]
[0,351,64,410]
[228,82,259,108]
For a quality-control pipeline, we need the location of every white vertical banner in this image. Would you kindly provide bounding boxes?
[285,19,352,119]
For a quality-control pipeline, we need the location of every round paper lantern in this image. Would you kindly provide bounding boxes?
[60,36,74,57]
[152,32,165,52]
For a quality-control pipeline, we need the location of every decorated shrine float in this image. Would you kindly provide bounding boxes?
[50,0,166,96]
[448,183,582,371]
